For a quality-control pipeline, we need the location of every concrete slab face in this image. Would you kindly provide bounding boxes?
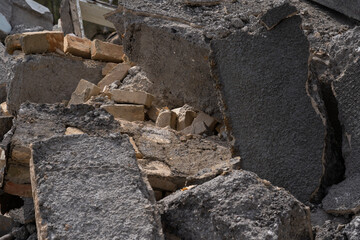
[310,0,360,21]
[30,135,164,240]
[210,16,324,202]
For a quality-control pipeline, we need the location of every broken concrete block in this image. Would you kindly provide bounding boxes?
[118,121,232,192]
[156,109,177,129]
[65,127,85,135]
[147,105,160,122]
[6,54,105,115]
[6,103,119,188]
[97,63,131,90]
[108,0,354,203]
[9,0,53,31]
[310,0,360,21]
[171,105,197,131]
[8,197,35,224]
[30,135,163,239]
[159,170,313,240]
[101,104,144,122]
[91,39,123,63]
[322,174,360,215]
[110,89,154,108]
[192,111,217,131]
[0,116,13,141]
[68,79,101,105]
[20,31,64,54]
[102,62,117,76]
[64,34,91,58]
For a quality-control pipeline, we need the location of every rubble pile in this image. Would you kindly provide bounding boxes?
[0,0,359,239]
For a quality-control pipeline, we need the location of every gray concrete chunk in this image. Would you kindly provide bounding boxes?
[159,170,313,240]
[30,134,164,240]
[210,15,324,203]
[310,0,360,21]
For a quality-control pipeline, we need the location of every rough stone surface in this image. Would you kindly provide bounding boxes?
[30,135,164,240]
[6,54,105,115]
[8,197,35,224]
[344,216,360,240]
[118,120,233,191]
[91,39,123,63]
[7,102,119,186]
[159,170,313,240]
[0,214,15,236]
[322,174,360,215]
[310,0,360,21]
[64,34,91,59]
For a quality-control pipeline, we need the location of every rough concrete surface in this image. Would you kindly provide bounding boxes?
[344,216,360,240]
[7,103,119,185]
[210,15,323,203]
[6,54,105,115]
[310,0,360,21]
[30,135,164,240]
[159,170,313,240]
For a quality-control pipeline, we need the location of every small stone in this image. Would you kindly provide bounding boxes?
[101,104,145,122]
[64,34,91,58]
[65,127,85,135]
[0,102,11,116]
[91,39,123,63]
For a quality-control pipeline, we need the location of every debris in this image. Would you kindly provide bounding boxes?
[68,79,101,105]
[109,89,154,108]
[64,34,91,58]
[101,104,145,122]
[91,39,124,63]
[156,109,177,129]
[20,31,64,55]
[97,63,131,90]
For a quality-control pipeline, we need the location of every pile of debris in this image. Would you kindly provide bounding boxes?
[0,0,360,239]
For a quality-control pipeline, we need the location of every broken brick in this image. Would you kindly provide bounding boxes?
[64,34,91,58]
[91,39,123,63]
[97,63,131,90]
[110,89,154,108]
[101,104,144,122]
[21,31,64,54]
[68,79,101,105]
[102,62,118,76]
[156,109,177,129]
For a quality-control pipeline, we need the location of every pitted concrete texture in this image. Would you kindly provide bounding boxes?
[310,0,360,21]
[6,54,105,115]
[159,170,313,240]
[210,15,324,203]
[30,135,164,240]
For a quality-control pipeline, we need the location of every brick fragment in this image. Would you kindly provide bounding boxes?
[21,31,64,54]
[68,79,101,105]
[97,63,131,90]
[101,104,144,122]
[4,33,22,54]
[64,34,91,58]
[172,106,197,131]
[192,112,217,131]
[147,106,160,122]
[110,89,154,108]
[3,182,32,198]
[156,109,177,129]
[91,39,123,62]
[102,62,118,76]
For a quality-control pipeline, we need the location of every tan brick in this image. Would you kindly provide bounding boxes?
[65,127,85,135]
[110,89,154,108]
[102,62,118,76]
[11,145,31,164]
[156,109,177,129]
[192,112,217,131]
[69,79,101,105]
[3,181,32,198]
[91,39,123,63]
[5,163,30,184]
[21,31,64,54]
[64,34,91,58]
[147,106,160,122]
[4,33,22,54]
[101,104,144,122]
[182,121,208,135]
[97,63,131,90]
[172,106,197,131]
